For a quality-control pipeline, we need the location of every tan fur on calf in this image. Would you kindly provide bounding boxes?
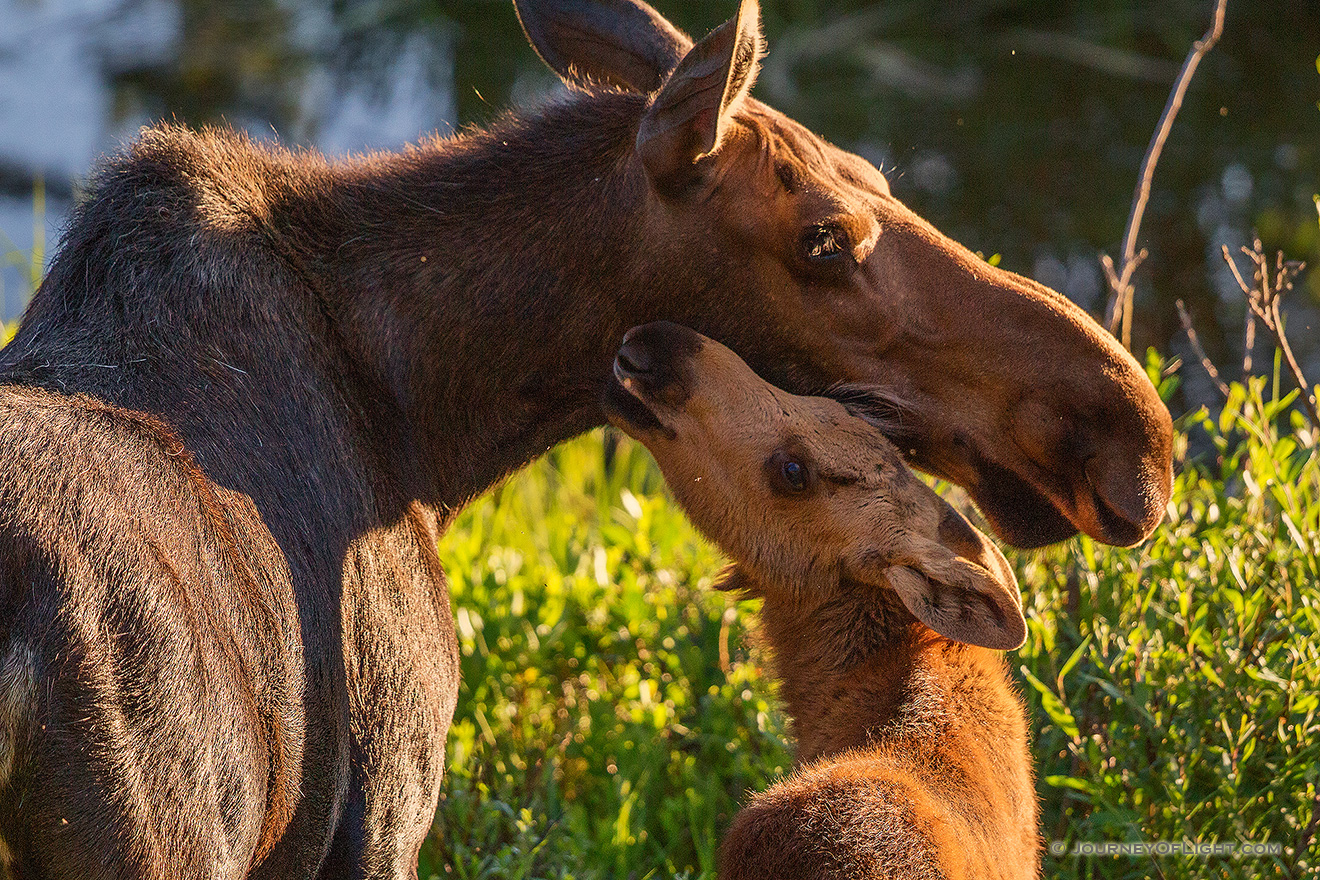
[720,590,1038,879]
[604,322,1040,879]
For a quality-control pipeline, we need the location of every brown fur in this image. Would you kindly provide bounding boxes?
[604,323,1038,879]
[0,2,1162,876]
[726,598,1039,880]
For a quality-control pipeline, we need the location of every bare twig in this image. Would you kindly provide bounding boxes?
[1104,0,1228,350]
[1221,240,1318,428]
[1176,300,1230,398]
[1242,305,1256,379]
[1221,243,1253,296]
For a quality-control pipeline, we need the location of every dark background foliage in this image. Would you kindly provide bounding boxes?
[48,0,1320,413]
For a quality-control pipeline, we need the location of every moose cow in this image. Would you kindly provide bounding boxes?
[0,0,1170,877]
[605,322,1038,879]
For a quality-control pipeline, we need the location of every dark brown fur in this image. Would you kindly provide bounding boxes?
[0,1,1161,876]
[603,324,1038,879]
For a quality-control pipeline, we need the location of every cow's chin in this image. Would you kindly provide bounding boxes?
[961,453,1149,550]
[964,472,1079,550]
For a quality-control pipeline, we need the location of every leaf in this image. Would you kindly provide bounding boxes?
[1057,635,1093,691]
[1045,774,1102,796]
[1021,667,1081,739]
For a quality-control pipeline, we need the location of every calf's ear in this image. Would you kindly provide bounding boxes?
[885,556,1026,651]
[853,502,1025,650]
[513,0,693,93]
[636,0,763,193]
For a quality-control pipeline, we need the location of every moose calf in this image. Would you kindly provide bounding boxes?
[604,322,1040,879]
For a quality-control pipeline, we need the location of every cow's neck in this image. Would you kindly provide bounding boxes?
[287,90,654,516]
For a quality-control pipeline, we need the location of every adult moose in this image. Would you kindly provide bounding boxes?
[0,0,1170,877]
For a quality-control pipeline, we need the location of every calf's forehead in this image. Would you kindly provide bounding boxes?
[686,341,904,476]
[691,339,840,427]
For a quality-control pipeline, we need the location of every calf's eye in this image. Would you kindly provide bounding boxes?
[766,450,813,495]
[782,459,807,491]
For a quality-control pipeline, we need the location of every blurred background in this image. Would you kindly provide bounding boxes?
[1,0,1318,414]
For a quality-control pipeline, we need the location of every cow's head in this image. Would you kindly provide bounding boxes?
[515,0,1173,549]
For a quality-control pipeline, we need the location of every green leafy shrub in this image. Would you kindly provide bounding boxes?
[426,370,1318,880]
[1020,373,1318,880]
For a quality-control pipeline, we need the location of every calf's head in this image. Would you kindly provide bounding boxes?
[515,0,1173,549]
[604,321,1025,651]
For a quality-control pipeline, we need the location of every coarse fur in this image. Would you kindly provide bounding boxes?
[0,1,1162,877]
[604,323,1038,879]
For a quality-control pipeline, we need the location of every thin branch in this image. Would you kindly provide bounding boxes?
[1176,300,1229,398]
[1105,0,1228,350]
[1265,291,1317,431]
[1220,243,1253,298]
[1221,241,1318,428]
[1242,304,1256,379]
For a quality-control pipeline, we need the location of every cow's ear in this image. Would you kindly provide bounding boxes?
[513,0,693,93]
[636,0,762,194]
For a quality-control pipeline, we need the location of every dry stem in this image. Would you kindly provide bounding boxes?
[1103,0,1228,350]
[1176,300,1229,398]
[1221,240,1317,427]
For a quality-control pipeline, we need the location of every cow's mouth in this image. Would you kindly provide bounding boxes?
[844,395,1151,550]
[961,460,1081,549]
[912,440,1151,550]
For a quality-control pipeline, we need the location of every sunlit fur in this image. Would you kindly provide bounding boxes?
[605,325,1039,879]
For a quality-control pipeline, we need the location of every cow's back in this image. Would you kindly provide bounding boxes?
[0,385,306,879]
[0,124,464,878]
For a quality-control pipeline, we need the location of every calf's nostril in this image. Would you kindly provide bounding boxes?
[616,344,653,377]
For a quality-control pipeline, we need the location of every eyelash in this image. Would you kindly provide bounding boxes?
[802,224,850,265]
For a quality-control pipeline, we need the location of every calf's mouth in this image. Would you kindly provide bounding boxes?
[602,368,673,439]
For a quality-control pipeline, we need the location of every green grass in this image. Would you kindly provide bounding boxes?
[424,435,786,879]
[424,364,1319,880]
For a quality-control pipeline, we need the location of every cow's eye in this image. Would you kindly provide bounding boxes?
[803,224,849,264]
